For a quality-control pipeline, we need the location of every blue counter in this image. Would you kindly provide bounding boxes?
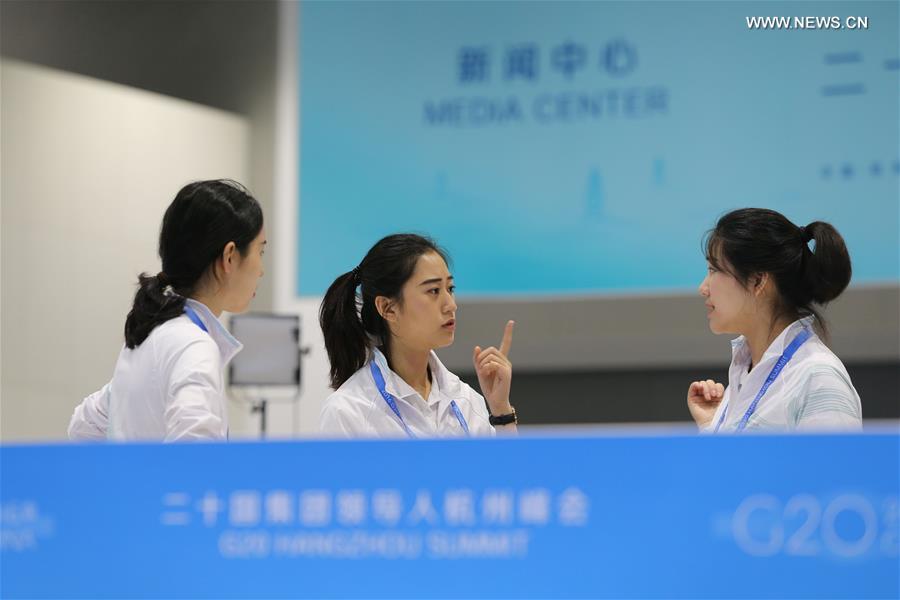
[2,432,897,598]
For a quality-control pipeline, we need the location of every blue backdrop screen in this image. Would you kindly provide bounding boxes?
[298,1,899,296]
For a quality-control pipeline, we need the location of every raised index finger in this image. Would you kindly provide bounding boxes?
[499,320,515,356]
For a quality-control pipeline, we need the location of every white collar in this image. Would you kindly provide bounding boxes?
[730,316,814,367]
[371,347,462,404]
[184,298,243,365]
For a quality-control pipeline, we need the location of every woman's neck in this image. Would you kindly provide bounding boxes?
[189,275,226,318]
[744,316,794,370]
[386,341,432,399]
[188,293,223,318]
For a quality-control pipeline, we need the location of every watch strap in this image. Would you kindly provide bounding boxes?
[489,407,517,426]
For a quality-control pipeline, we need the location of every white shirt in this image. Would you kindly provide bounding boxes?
[319,348,495,438]
[68,299,242,442]
[707,317,862,432]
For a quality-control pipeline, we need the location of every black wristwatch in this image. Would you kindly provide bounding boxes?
[489,406,517,426]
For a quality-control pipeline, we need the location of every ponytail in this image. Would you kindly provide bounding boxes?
[319,233,449,389]
[319,271,371,389]
[124,272,186,349]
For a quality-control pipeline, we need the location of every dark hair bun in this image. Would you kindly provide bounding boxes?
[802,221,852,304]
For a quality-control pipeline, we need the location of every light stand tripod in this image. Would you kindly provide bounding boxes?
[228,313,310,438]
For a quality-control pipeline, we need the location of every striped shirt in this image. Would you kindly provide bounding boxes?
[708,317,862,432]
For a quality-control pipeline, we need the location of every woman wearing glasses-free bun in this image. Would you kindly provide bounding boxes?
[688,208,861,433]
[318,233,517,438]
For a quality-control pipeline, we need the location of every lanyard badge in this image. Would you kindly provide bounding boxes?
[714,329,812,433]
[370,361,469,438]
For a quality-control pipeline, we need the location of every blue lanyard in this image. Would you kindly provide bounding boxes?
[369,362,470,438]
[714,329,812,433]
[183,305,208,333]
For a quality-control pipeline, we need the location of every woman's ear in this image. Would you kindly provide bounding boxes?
[375,296,397,322]
[221,242,238,274]
[753,272,770,297]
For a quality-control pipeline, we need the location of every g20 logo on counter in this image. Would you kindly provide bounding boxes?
[730,493,899,559]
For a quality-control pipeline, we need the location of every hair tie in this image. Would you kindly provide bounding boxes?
[351,266,361,283]
[157,273,182,299]
[799,226,817,256]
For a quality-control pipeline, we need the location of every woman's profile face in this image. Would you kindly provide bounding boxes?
[226,228,266,313]
[388,251,457,353]
[698,255,755,335]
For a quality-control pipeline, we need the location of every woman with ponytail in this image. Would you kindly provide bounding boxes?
[319,233,518,437]
[688,208,861,432]
[68,180,265,441]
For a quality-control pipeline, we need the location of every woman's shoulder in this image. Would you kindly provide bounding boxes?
[142,315,220,366]
[434,363,490,418]
[454,377,487,409]
[324,364,379,408]
[786,334,858,401]
[793,334,851,376]
[784,335,862,428]
[319,365,382,434]
[151,314,214,342]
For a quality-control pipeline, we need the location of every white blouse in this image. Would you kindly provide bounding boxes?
[68,299,242,442]
[319,348,495,438]
[707,317,862,432]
